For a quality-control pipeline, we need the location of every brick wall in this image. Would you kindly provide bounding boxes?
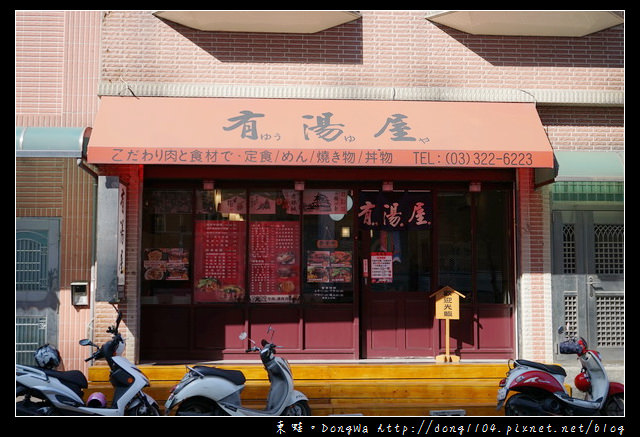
[517,169,553,361]
[539,106,624,152]
[99,10,623,90]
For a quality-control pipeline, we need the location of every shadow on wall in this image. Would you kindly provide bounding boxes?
[157,16,364,65]
[433,23,624,68]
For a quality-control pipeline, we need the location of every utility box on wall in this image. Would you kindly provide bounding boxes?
[70,282,89,306]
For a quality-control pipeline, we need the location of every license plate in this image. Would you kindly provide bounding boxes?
[496,387,508,402]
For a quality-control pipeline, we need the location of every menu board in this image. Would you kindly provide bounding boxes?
[249,221,300,303]
[143,248,189,281]
[193,220,246,302]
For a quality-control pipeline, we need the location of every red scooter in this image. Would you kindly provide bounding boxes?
[496,327,623,416]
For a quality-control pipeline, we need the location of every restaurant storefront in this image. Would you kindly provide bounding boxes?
[87,96,554,362]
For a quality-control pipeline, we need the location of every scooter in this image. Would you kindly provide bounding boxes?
[16,308,160,416]
[164,327,311,416]
[496,327,624,416]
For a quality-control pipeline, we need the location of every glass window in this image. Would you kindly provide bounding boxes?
[476,190,511,304]
[141,189,193,304]
[437,192,472,301]
[302,190,354,303]
[142,184,355,305]
[437,189,512,304]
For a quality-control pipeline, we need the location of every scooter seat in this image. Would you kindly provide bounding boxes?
[515,359,566,377]
[43,369,88,397]
[193,366,246,386]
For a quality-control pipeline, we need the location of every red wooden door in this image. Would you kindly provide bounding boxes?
[359,190,435,358]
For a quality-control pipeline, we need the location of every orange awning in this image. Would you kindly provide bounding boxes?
[87,96,554,168]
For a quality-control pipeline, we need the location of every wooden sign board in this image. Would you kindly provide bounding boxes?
[430,286,465,320]
[429,286,466,363]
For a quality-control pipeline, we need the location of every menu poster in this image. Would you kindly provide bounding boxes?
[302,190,348,215]
[249,221,300,303]
[306,250,353,283]
[143,248,189,281]
[196,189,247,215]
[304,250,353,303]
[193,220,246,302]
[219,190,247,214]
[371,252,393,283]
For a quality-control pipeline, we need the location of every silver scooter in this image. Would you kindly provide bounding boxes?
[165,327,310,416]
[16,308,160,416]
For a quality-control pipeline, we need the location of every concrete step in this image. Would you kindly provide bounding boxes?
[86,362,509,416]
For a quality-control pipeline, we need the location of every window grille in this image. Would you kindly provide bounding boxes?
[563,293,578,338]
[562,224,576,274]
[16,316,47,365]
[594,224,624,274]
[16,236,48,291]
[596,295,625,348]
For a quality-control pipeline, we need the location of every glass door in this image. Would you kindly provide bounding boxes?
[359,190,434,358]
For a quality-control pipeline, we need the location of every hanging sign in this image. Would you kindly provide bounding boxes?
[358,191,432,230]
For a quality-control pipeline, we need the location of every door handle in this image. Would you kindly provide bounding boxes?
[587,276,601,297]
[587,276,601,286]
[362,259,369,285]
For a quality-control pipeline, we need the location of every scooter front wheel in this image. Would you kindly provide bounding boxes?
[284,400,311,416]
[177,397,227,416]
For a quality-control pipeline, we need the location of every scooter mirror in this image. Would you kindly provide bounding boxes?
[558,326,565,335]
[79,339,94,347]
[239,332,248,341]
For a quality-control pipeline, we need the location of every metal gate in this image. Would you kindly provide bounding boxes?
[16,316,47,365]
[16,218,60,360]
[552,210,624,362]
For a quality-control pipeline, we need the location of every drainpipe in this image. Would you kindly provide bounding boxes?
[76,158,99,344]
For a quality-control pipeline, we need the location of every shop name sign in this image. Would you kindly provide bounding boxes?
[87,97,554,168]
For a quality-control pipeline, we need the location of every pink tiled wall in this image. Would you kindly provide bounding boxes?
[16,10,102,373]
[15,10,101,127]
